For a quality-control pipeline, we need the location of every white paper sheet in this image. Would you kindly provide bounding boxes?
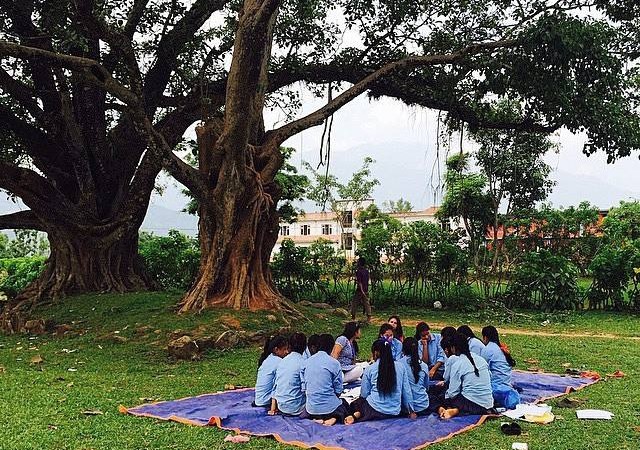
[576,409,614,420]
[502,403,552,420]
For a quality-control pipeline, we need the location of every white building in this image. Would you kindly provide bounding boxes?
[273,201,442,259]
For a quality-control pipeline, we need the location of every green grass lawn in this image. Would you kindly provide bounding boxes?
[1,292,639,449]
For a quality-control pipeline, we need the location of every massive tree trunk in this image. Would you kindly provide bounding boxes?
[1,212,154,332]
[33,228,150,298]
[178,121,291,313]
[178,0,296,314]
[178,172,282,312]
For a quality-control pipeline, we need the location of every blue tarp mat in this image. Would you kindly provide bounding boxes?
[121,370,597,450]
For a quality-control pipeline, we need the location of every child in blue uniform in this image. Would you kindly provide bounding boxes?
[438,332,494,419]
[254,335,289,407]
[379,323,403,361]
[401,337,431,415]
[457,325,486,356]
[481,326,520,409]
[303,334,320,359]
[388,315,405,342]
[269,332,307,416]
[331,322,363,382]
[300,334,348,426]
[344,339,416,424]
[415,322,446,380]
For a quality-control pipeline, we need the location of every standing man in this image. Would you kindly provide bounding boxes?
[351,257,372,323]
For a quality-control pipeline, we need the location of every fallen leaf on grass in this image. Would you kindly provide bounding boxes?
[48,424,58,430]
[224,434,250,443]
[138,397,159,402]
[66,382,74,388]
[60,348,78,354]
[30,355,44,364]
[0,366,5,373]
[606,370,625,378]
[633,426,640,433]
[82,410,103,416]
[561,363,572,368]
[524,358,539,365]
[527,366,543,372]
[68,368,77,372]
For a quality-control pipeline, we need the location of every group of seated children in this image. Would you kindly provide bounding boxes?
[253,316,519,425]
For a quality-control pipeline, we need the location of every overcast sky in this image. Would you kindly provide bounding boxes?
[263,89,640,211]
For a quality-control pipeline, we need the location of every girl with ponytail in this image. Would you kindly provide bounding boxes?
[457,325,486,355]
[438,332,493,419]
[481,326,520,409]
[254,335,289,407]
[401,337,431,415]
[344,338,416,424]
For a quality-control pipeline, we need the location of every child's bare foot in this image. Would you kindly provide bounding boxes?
[440,408,459,419]
[313,419,324,424]
[437,407,446,417]
[323,418,337,426]
[344,415,355,425]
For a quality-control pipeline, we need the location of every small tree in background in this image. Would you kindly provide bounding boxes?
[305,157,379,252]
[438,153,493,268]
[383,198,413,213]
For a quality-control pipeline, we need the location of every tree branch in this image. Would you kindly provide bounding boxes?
[124,0,151,39]
[0,104,77,188]
[0,161,76,219]
[143,0,229,113]
[0,104,52,150]
[266,39,518,146]
[6,1,61,114]
[0,67,45,122]
[163,153,207,199]
[0,211,45,231]
[74,0,144,96]
[0,40,140,108]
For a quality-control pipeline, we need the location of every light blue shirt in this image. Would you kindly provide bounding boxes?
[390,338,403,361]
[335,335,357,371]
[300,351,343,415]
[480,341,513,391]
[401,357,430,413]
[445,352,493,409]
[468,337,486,356]
[273,352,305,415]
[418,333,446,368]
[443,354,459,382]
[361,360,414,416]
[254,353,281,407]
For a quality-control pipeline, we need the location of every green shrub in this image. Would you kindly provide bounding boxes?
[0,257,46,298]
[507,249,581,311]
[138,230,200,290]
[587,244,635,310]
